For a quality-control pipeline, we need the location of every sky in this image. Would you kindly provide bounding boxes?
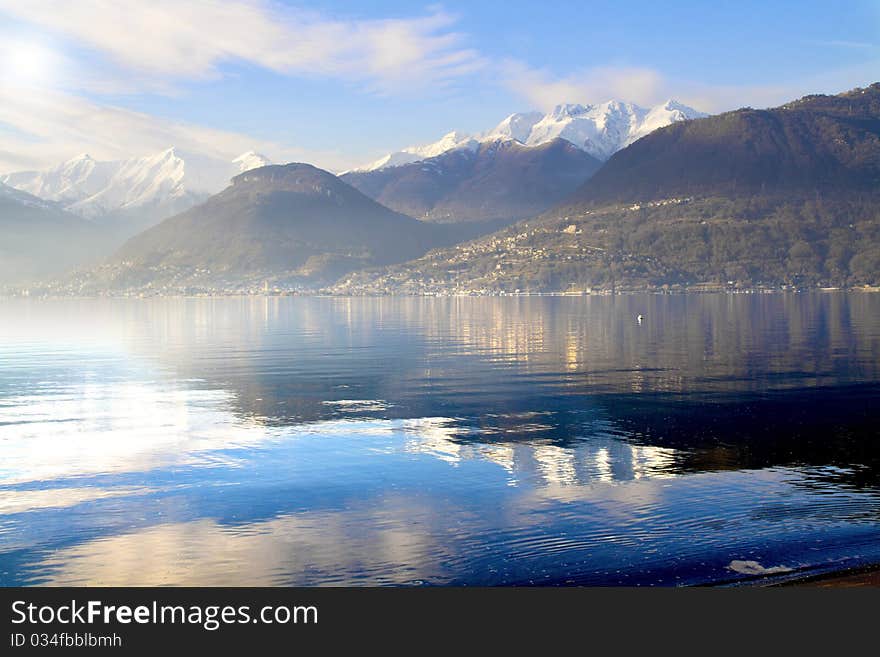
[0,0,878,173]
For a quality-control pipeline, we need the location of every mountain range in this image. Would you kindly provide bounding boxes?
[337,100,702,226]
[1,96,703,289]
[332,84,880,294]
[2,148,271,231]
[6,85,880,295]
[349,99,706,172]
[71,164,448,293]
[2,98,700,225]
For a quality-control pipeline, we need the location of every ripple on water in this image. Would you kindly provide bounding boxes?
[0,294,879,586]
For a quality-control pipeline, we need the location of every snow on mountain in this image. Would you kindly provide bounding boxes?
[484,111,544,144]
[353,100,706,171]
[1,154,118,205]
[233,151,272,173]
[68,148,187,218]
[348,131,479,173]
[1,149,272,221]
[490,99,707,160]
[626,100,706,144]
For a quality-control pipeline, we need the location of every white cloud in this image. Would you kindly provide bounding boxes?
[0,83,352,173]
[673,61,880,113]
[0,1,484,94]
[501,59,880,113]
[501,61,667,110]
[0,1,483,172]
[0,1,876,174]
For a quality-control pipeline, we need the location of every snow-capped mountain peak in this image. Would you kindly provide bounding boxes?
[347,131,479,173]
[628,100,708,145]
[67,148,186,217]
[1,153,118,205]
[233,151,272,172]
[1,149,274,224]
[353,98,707,171]
[659,99,696,113]
[484,111,544,143]
[549,103,589,120]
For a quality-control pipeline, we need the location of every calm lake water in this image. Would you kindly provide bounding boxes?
[1,293,878,586]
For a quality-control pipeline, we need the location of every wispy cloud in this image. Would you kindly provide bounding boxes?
[809,39,877,50]
[0,1,486,171]
[0,1,877,173]
[675,61,880,112]
[0,0,484,94]
[500,60,667,110]
[501,59,880,113]
[0,84,352,173]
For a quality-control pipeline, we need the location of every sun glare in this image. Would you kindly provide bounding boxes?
[1,38,60,87]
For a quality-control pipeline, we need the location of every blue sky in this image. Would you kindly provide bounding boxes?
[0,0,878,172]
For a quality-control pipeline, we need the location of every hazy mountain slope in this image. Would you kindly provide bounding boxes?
[74,164,446,292]
[0,183,109,284]
[342,138,601,224]
[331,85,880,294]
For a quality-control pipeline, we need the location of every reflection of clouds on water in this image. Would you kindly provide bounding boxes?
[401,417,463,465]
[36,498,451,586]
[0,383,282,486]
[2,295,879,585]
[0,486,151,515]
[26,472,681,586]
[28,469,812,586]
[0,391,678,517]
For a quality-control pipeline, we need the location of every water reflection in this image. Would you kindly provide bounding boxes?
[0,293,878,586]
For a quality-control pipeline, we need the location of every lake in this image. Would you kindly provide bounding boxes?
[1,293,878,586]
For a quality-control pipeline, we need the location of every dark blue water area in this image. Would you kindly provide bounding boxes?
[0,293,878,586]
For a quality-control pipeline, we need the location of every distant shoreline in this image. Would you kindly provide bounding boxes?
[2,286,880,300]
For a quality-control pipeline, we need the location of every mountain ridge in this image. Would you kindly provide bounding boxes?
[2,148,272,230]
[570,85,880,204]
[330,84,880,295]
[341,137,602,224]
[63,163,457,294]
[348,98,706,172]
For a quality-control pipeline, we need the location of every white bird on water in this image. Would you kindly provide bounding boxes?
[637,314,644,324]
